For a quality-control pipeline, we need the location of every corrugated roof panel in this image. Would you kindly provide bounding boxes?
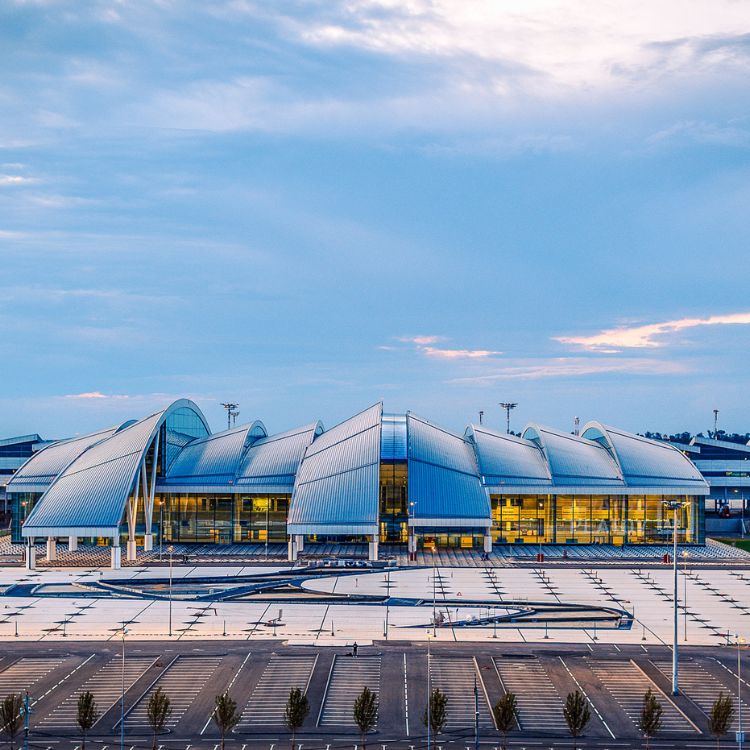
[235,423,322,489]
[288,404,381,533]
[6,424,123,493]
[407,414,490,524]
[466,424,552,488]
[582,422,708,489]
[22,400,209,537]
[523,424,624,487]
[166,422,266,484]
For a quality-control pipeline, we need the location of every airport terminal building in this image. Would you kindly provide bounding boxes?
[8,400,708,565]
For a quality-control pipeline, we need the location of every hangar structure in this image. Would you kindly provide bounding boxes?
[8,399,708,567]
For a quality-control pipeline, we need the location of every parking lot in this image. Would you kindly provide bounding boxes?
[1,640,749,748]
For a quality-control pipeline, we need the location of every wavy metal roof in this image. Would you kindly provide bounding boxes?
[6,422,133,494]
[465,424,552,489]
[164,421,267,486]
[235,422,323,493]
[22,400,209,538]
[288,404,382,535]
[408,414,490,527]
[522,424,624,489]
[582,422,707,489]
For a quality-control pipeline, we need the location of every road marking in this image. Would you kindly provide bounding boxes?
[404,653,409,736]
[558,656,615,739]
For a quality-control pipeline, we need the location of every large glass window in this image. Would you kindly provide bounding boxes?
[380,461,408,542]
[235,495,289,543]
[491,495,553,543]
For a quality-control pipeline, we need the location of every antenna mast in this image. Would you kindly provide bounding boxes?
[221,402,239,431]
[498,402,518,434]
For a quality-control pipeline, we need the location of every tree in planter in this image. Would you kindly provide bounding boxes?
[0,694,23,750]
[147,688,172,750]
[638,688,663,750]
[76,691,98,750]
[708,692,734,750]
[353,686,378,750]
[284,687,310,750]
[492,691,517,750]
[212,691,239,750]
[563,690,590,750]
[422,688,448,750]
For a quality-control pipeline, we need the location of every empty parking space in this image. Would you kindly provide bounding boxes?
[494,657,568,734]
[37,657,156,729]
[237,654,317,728]
[652,659,750,730]
[319,654,381,728]
[0,657,68,696]
[587,659,697,733]
[429,656,494,731]
[123,655,223,729]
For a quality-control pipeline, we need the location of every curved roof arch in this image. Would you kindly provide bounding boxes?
[522,423,624,488]
[22,399,209,538]
[165,420,267,485]
[6,421,134,494]
[581,421,706,488]
[465,424,552,489]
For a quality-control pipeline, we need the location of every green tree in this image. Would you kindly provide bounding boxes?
[493,691,517,750]
[352,686,378,750]
[284,687,310,750]
[563,690,591,750]
[0,694,23,750]
[212,691,239,750]
[147,688,172,750]
[638,688,663,750]
[709,692,734,750]
[76,691,98,750]
[422,687,448,750]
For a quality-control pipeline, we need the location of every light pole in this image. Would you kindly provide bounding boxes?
[682,550,689,642]
[663,499,686,695]
[159,501,164,561]
[120,622,127,750]
[427,633,432,750]
[737,634,745,750]
[168,544,174,638]
[265,499,270,560]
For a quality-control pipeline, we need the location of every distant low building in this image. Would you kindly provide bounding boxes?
[680,436,750,510]
[0,434,55,515]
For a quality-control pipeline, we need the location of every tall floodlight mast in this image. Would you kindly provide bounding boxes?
[499,402,517,434]
[221,402,239,431]
[713,409,719,439]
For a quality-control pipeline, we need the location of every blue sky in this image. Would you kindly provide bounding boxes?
[1,0,749,439]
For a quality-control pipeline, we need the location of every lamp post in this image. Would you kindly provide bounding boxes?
[265,499,270,561]
[427,632,432,750]
[682,550,689,642]
[663,499,685,695]
[120,622,127,750]
[737,634,745,750]
[159,501,164,561]
[168,545,174,638]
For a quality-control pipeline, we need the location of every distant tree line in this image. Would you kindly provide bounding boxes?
[641,430,750,445]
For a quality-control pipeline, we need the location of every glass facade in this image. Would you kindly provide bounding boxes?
[379,460,408,542]
[492,494,703,545]
[10,492,41,543]
[159,493,289,544]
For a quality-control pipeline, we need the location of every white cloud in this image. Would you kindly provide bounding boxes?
[393,334,500,359]
[449,357,687,383]
[0,175,38,186]
[64,391,124,400]
[555,312,750,351]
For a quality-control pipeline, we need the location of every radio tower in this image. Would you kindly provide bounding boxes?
[221,402,239,431]
[499,402,518,434]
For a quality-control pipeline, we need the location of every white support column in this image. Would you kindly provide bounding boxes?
[25,540,36,570]
[368,534,379,561]
[144,432,159,545]
[126,468,140,562]
[483,532,492,554]
[295,534,304,553]
[46,537,57,561]
[68,536,78,552]
[111,544,122,570]
[287,537,298,562]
